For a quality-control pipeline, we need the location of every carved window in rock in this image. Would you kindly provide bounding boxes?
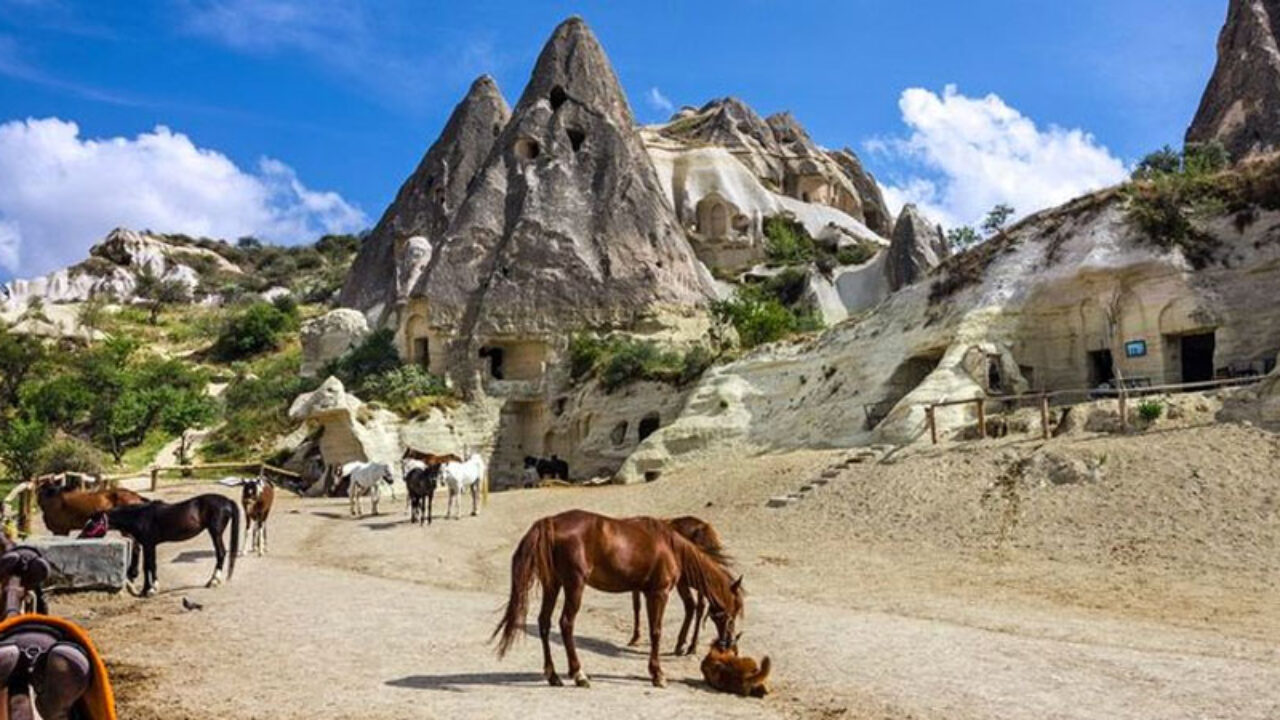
[514,137,540,161]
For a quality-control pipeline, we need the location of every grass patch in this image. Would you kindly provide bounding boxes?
[114,428,174,473]
[202,347,319,462]
[711,267,824,348]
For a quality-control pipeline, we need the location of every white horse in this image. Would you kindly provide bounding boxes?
[440,454,488,519]
[343,461,394,517]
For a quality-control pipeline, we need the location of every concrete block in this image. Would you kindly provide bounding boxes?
[25,537,130,592]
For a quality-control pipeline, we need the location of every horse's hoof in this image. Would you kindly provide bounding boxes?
[143,587,157,598]
[627,637,641,648]
[652,675,667,688]
[674,645,686,656]
[547,674,564,687]
[573,672,591,688]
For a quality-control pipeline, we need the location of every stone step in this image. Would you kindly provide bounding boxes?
[766,496,797,508]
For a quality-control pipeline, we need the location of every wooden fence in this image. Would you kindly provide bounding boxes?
[924,374,1267,445]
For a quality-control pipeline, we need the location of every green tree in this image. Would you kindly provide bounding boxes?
[159,389,217,465]
[77,294,109,340]
[0,415,49,483]
[946,226,981,252]
[1132,145,1183,180]
[134,267,191,324]
[0,329,47,409]
[981,204,1016,237]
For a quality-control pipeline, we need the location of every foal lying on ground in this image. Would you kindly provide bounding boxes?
[80,493,239,597]
[701,636,771,697]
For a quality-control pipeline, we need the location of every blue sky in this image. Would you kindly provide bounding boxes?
[0,0,1224,278]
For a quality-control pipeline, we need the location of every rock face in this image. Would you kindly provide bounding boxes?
[421,18,715,372]
[1187,0,1280,160]
[339,76,512,324]
[657,98,893,235]
[885,204,950,291]
[300,309,370,377]
[1,228,238,317]
[288,376,404,494]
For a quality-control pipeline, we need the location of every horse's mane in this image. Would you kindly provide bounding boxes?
[668,517,731,567]
[670,531,740,617]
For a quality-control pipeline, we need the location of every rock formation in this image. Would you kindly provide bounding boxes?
[420,17,716,360]
[1187,0,1280,160]
[884,204,949,291]
[287,376,404,494]
[300,309,370,377]
[1,228,240,325]
[657,98,892,235]
[339,76,511,323]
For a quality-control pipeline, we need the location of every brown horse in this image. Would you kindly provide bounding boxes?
[36,482,147,536]
[628,515,726,655]
[493,509,743,688]
[401,447,462,466]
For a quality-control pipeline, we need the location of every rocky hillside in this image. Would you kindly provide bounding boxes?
[1188,0,1280,160]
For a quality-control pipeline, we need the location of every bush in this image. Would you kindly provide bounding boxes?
[330,329,401,389]
[203,350,319,461]
[569,335,714,392]
[360,365,451,413]
[35,435,107,477]
[214,302,299,360]
[763,216,815,266]
[711,274,824,349]
[834,241,876,266]
[1137,400,1164,423]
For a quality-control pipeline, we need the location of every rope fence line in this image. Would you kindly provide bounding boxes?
[923,374,1268,445]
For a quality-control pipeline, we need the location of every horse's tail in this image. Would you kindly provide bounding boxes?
[227,498,240,581]
[492,516,553,658]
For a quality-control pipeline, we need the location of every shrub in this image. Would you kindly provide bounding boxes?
[214,302,298,360]
[1137,400,1164,423]
[360,365,451,412]
[569,334,714,392]
[711,273,824,349]
[330,329,401,389]
[834,241,876,266]
[35,435,107,477]
[0,416,49,483]
[763,216,815,266]
[203,349,319,461]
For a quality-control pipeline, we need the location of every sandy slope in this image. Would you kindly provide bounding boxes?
[54,423,1280,719]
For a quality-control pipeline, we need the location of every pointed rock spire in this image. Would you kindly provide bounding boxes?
[1187,0,1280,161]
[420,17,715,351]
[340,75,511,318]
[885,204,949,291]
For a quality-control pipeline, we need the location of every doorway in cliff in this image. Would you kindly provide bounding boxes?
[1179,332,1216,383]
[869,350,943,429]
[413,338,429,370]
[479,346,505,380]
[1088,349,1115,389]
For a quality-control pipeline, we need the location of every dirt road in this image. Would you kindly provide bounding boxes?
[56,426,1280,719]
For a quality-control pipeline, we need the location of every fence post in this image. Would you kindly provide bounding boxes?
[1040,394,1050,440]
[150,468,160,492]
[1118,393,1128,433]
[926,406,938,445]
[18,484,33,538]
[976,399,987,438]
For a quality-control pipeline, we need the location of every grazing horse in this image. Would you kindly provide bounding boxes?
[240,477,274,556]
[440,454,488,519]
[493,509,744,689]
[35,482,146,536]
[402,460,440,526]
[628,516,726,655]
[342,461,394,517]
[79,493,239,597]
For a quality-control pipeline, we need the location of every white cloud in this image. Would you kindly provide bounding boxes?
[868,85,1129,230]
[0,117,366,277]
[647,87,674,116]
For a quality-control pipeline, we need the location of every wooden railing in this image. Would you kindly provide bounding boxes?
[923,374,1268,445]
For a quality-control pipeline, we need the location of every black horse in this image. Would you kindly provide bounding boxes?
[80,493,239,597]
[523,455,569,481]
[404,463,440,526]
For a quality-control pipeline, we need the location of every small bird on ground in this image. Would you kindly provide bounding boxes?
[181,597,203,612]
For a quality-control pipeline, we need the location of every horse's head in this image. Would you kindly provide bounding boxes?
[242,478,265,502]
[79,512,109,539]
[381,466,395,485]
[708,575,745,650]
[523,456,537,468]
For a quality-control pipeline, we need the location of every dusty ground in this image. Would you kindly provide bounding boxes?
[51,422,1280,719]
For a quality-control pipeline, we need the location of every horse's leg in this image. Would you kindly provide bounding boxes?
[560,578,589,688]
[262,519,268,555]
[628,591,642,647]
[470,481,478,516]
[207,518,227,587]
[538,580,562,687]
[688,589,707,656]
[644,589,670,687]
[674,584,696,655]
[126,542,140,587]
[426,490,433,525]
[143,543,158,597]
